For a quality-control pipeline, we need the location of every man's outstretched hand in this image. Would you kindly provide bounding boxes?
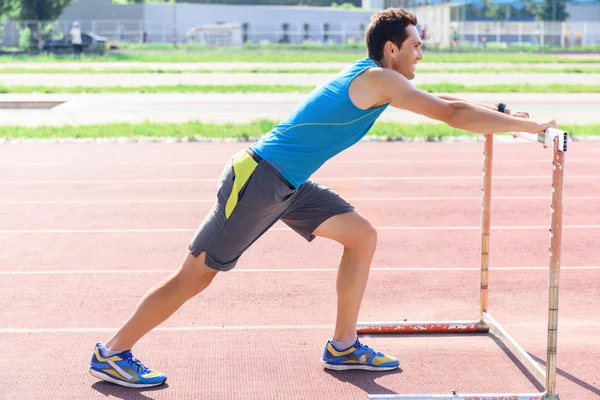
[506,107,551,146]
[511,116,557,149]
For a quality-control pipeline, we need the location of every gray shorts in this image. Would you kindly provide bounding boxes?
[189,148,355,271]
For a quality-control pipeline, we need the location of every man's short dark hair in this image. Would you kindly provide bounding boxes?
[365,8,418,61]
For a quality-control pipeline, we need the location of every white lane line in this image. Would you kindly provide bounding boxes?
[0,325,335,334]
[1,266,598,276]
[3,159,600,166]
[2,196,599,205]
[2,175,599,184]
[320,175,600,182]
[0,228,196,233]
[3,321,600,334]
[0,199,216,205]
[1,225,599,234]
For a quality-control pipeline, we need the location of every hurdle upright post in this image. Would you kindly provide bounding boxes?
[545,136,566,399]
[480,134,493,322]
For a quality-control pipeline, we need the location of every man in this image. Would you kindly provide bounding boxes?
[452,27,459,48]
[89,8,555,388]
[69,21,83,57]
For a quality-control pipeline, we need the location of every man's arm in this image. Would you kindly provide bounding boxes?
[436,94,529,117]
[369,69,554,135]
[436,94,497,112]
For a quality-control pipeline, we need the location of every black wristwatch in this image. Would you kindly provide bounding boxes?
[496,103,507,113]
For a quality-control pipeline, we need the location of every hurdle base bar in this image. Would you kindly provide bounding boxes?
[368,394,559,400]
[356,320,489,334]
[358,313,551,399]
[368,393,546,399]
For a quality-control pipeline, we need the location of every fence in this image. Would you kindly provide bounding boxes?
[2,18,599,48]
[1,20,147,48]
[1,19,369,47]
[458,20,597,48]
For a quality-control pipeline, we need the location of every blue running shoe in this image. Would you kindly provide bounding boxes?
[322,339,399,371]
[89,343,167,388]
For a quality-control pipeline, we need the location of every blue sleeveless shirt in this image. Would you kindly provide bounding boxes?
[250,58,389,188]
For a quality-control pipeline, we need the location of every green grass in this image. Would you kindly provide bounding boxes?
[1,83,598,94]
[112,41,600,53]
[1,51,599,64]
[418,83,600,93]
[0,67,334,74]
[2,120,597,141]
[1,66,599,74]
[0,84,310,93]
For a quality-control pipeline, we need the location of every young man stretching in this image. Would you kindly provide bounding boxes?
[89,8,556,387]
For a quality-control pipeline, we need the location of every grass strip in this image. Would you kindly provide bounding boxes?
[1,83,599,93]
[1,67,600,74]
[114,42,600,53]
[2,121,598,141]
[0,84,308,93]
[1,51,599,64]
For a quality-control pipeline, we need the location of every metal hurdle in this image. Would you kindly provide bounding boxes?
[359,128,569,400]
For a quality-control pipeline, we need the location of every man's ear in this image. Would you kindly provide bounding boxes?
[384,40,395,56]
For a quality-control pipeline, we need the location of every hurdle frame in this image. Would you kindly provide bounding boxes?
[359,128,569,400]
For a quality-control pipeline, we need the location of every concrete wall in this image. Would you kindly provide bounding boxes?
[143,3,374,44]
[567,4,600,22]
[58,0,144,39]
[408,4,451,47]
[362,0,385,10]
[60,0,143,22]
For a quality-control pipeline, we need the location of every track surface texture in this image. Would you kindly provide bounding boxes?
[1,141,599,400]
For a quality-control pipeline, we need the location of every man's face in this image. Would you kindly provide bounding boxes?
[390,25,423,80]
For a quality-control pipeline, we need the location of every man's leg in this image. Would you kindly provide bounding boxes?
[312,211,377,342]
[313,211,398,371]
[105,251,218,351]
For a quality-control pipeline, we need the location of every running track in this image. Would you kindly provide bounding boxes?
[0,141,599,399]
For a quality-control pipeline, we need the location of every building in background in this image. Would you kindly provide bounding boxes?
[54,0,374,45]
[2,0,599,48]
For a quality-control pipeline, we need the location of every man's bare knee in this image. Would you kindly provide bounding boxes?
[344,218,378,253]
[177,251,219,295]
[357,221,378,251]
[314,212,378,252]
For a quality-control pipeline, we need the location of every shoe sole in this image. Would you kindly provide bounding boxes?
[89,368,166,388]
[322,361,399,372]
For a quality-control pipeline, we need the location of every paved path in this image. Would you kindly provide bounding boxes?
[1,92,598,126]
[1,72,598,87]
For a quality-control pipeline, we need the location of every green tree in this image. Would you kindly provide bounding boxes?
[0,0,75,49]
[6,0,74,20]
[536,0,569,21]
[17,0,74,20]
[484,3,512,20]
[0,0,14,17]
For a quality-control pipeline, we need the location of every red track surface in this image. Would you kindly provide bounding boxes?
[1,141,599,400]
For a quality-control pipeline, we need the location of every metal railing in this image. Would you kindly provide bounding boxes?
[2,18,598,48]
